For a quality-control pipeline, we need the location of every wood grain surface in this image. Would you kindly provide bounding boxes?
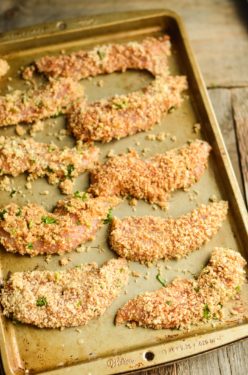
[0,1,247,374]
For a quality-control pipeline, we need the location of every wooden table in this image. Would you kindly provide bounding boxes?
[0,1,247,374]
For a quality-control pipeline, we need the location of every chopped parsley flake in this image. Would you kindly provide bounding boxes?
[0,209,7,220]
[97,50,106,60]
[112,101,128,110]
[74,191,88,201]
[27,243,33,249]
[194,286,200,293]
[42,216,57,224]
[166,301,172,306]
[103,208,113,224]
[16,208,22,217]
[10,189,16,198]
[156,273,166,287]
[203,304,211,319]
[235,285,241,292]
[36,296,47,307]
[46,166,54,173]
[67,164,75,179]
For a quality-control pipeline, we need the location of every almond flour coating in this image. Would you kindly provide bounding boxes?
[0,78,83,127]
[0,59,9,78]
[89,140,211,207]
[0,136,99,194]
[116,248,246,329]
[0,195,120,256]
[1,258,129,328]
[23,36,171,81]
[67,75,187,142]
[109,201,228,262]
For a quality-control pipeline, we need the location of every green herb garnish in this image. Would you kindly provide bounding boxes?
[46,166,54,173]
[166,301,172,306]
[27,243,33,249]
[203,304,211,319]
[36,296,48,307]
[235,285,241,293]
[74,191,88,201]
[194,286,200,293]
[103,208,113,224]
[28,220,33,229]
[42,216,57,224]
[97,50,106,60]
[0,209,7,220]
[67,164,75,179]
[16,208,22,217]
[10,189,16,198]
[112,101,128,110]
[156,273,166,287]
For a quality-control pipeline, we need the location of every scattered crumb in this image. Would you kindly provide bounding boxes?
[131,271,141,278]
[141,148,150,155]
[135,141,141,146]
[15,125,26,136]
[209,194,218,202]
[59,257,70,266]
[152,204,158,210]
[97,80,104,87]
[146,134,156,141]
[75,328,82,333]
[128,198,137,207]
[156,132,168,141]
[107,149,115,158]
[98,246,105,253]
[76,245,85,253]
[0,176,12,192]
[170,135,177,142]
[193,123,201,134]
[25,182,32,190]
[29,120,44,136]
[45,255,52,263]
[39,190,49,196]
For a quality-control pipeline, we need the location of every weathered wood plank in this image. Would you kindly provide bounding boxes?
[231,88,248,206]
[0,0,248,87]
[208,88,244,197]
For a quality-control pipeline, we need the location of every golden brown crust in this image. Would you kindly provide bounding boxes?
[23,36,171,81]
[89,140,211,207]
[0,78,83,127]
[0,195,120,256]
[109,201,228,262]
[67,76,187,142]
[0,136,99,194]
[116,248,246,329]
[1,258,129,328]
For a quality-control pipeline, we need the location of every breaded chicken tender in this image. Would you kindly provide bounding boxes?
[67,76,187,142]
[1,258,129,328]
[0,136,99,194]
[23,36,171,81]
[89,140,211,207]
[109,201,228,262]
[0,78,83,127]
[0,195,120,256]
[116,248,246,329]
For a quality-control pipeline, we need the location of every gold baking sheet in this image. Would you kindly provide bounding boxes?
[0,9,247,375]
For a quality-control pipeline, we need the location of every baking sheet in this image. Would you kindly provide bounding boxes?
[0,9,247,375]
